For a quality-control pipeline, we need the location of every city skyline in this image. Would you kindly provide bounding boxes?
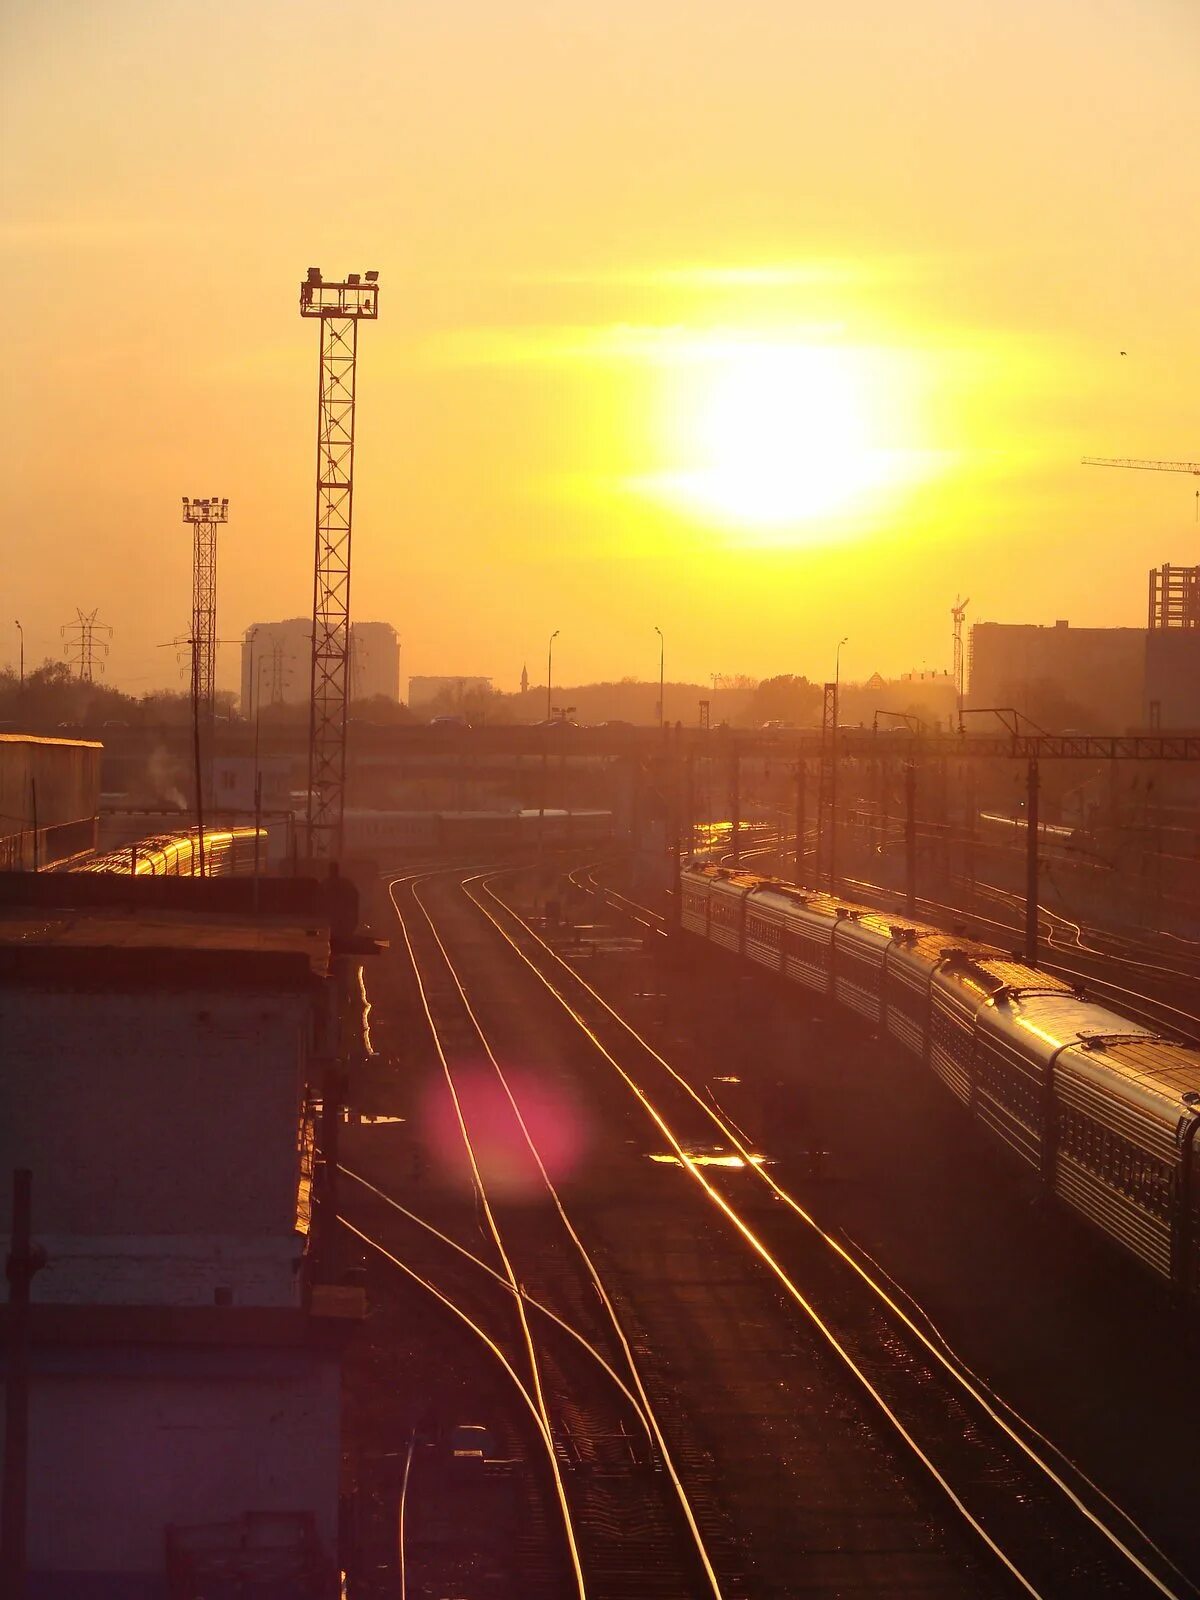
[2,0,1197,695]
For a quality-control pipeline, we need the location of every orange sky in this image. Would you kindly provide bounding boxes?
[2,0,1197,697]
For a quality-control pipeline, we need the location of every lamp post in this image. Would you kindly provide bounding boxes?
[831,637,848,893]
[546,629,559,721]
[245,626,259,722]
[14,620,22,690]
[655,625,664,729]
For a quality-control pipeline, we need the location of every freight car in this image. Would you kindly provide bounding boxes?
[680,861,1200,1311]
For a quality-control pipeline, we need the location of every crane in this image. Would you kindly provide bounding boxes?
[1083,456,1200,520]
[1081,457,1199,474]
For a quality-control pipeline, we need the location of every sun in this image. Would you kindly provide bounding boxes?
[635,338,916,537]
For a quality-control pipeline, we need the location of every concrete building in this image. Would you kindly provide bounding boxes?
[240,619,400,713]
[0,875,361,1597]
[969,613,1200,732]
[0,733,102,870]
[408,674,492,710]
[967,619,1148,730]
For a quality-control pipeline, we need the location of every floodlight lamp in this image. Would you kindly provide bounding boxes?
[365,270,378,281]
[347,272,361,285]
[306,266,322,283]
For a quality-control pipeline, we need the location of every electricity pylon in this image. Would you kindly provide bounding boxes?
[299,266,379,859]
[61,608,112,681]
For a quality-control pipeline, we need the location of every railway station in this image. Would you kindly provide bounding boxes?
[4,8,1200,1594]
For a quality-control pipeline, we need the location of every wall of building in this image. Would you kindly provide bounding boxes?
[1144,631,1200,730]
[27,1357,341,1580]
[967,620,1147,730]
[0,734,102,869]
[0,985,311,1305]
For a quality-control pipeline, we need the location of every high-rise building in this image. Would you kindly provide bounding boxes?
[239,620,400,714]
[408,675,492,710]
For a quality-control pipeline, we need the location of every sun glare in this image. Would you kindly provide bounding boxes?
[635,338,925,540]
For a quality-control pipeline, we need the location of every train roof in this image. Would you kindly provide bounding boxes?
[1057,1035,1200,1126]
[984,987,1157,1054]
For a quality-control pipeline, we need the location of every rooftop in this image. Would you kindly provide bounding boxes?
[0,907,329,987]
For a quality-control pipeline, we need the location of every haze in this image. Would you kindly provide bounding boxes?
[2,0,1196,695]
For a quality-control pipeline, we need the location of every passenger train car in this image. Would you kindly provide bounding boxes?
[79,827,267,877]
[680,861,1200,1312]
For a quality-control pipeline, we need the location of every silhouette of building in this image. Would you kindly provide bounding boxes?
[969,566,1200,732]
[239,620,400,712]
[408,675,492,709]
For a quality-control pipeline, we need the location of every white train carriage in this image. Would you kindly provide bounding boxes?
[781,888,843,996]
[680,868,712,939]
[832,909,896,1026]
[882,927,946,1059]
[706,872,759,954]
[1050,1032,1196,1286]
[927,951,1014,1106]
[971,974,1087,1170]
[744,885,791,975]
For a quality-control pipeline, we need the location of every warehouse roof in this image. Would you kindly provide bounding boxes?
[0,908,329,988]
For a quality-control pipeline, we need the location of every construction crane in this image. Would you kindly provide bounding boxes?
[1083,456,1200,520]
[1081,457,1199,474]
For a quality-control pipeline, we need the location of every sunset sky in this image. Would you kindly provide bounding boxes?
[2,0,1197,697]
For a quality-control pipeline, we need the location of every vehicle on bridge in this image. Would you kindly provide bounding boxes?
[680,860,1200,1314]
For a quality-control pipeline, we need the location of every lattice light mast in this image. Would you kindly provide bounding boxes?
[181,496,229,727]
[299,265,379,858]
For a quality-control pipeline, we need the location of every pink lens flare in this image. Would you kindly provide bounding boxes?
[419,1065,587,1200]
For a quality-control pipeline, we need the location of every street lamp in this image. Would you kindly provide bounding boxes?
[14,620,22,690]
[245,626,259,722]
[655,625,664,729]
[830,637,848,894]
[546,629,559,721]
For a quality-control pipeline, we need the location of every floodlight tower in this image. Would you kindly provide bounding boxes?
[299,265,379,859]
[181,495,229,727]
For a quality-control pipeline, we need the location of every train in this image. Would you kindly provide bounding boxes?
[79,827,267,877]
[680,860,1200,1312]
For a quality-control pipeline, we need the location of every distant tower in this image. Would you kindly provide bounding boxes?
[521,662,529,696]
[298,265,379,860]
[61,608,112,682]
[181,496,230,730]
[269,640,288,706]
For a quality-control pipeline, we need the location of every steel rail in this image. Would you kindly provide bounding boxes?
[387,873,588,1600]
[340,1164,652,1427]
[467,872,1053,1599]
[400,870,727,1600]
[470,869,1188,1599]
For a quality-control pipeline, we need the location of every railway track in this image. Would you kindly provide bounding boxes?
[344,867,732,1599]
[472,862,1194,1599]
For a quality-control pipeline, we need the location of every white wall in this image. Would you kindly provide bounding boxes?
[0,986,311,1305]
[27,1360,341,1576]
